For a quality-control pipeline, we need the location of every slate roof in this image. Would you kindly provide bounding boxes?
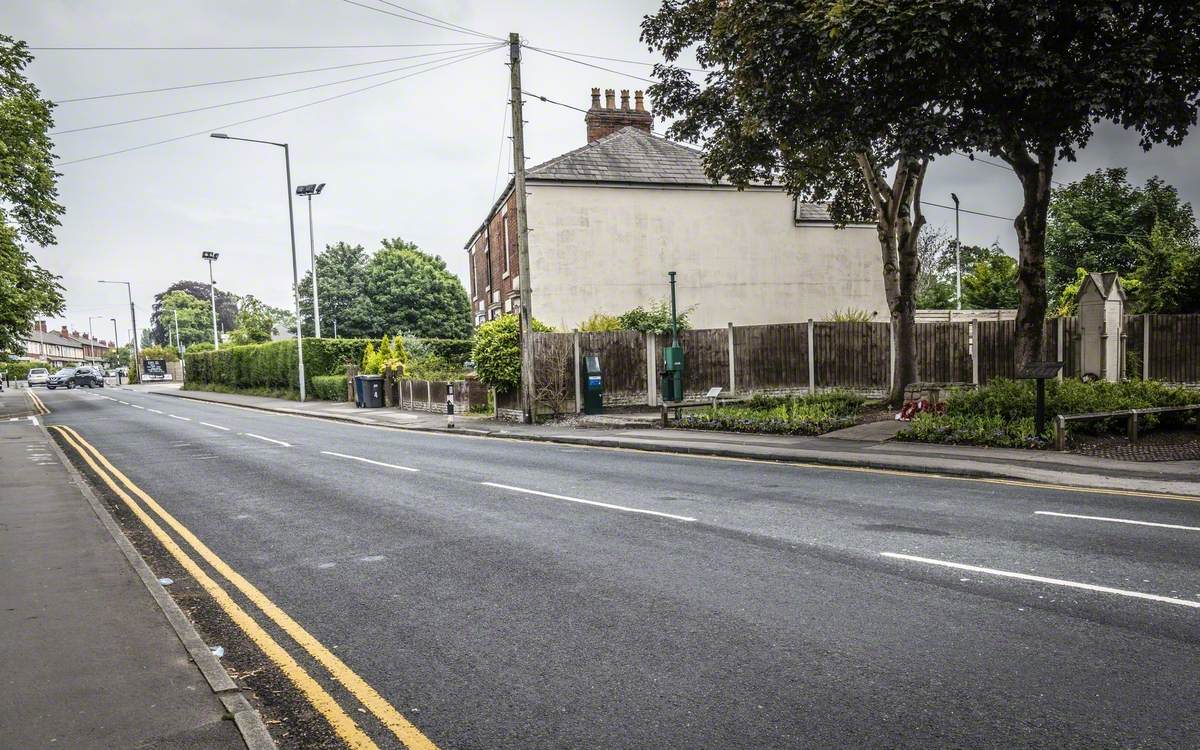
[23,330,84,349]
[527,126,718,185]
[1080,271,1125,300]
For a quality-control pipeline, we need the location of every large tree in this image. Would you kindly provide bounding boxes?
[0,36,64,355]
[643,1,961,404]
[156,290,214,349]
[1046,168,1198,296]
[363,238,471,339]
[149,280,239,345]
[297,241,373,338]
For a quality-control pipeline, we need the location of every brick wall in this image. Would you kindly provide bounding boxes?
[468,192,519,325]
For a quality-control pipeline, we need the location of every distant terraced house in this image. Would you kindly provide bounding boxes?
[464,87,886,330]
[20,321,113,368]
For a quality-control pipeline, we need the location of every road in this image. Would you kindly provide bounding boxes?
[38,385,1200,749]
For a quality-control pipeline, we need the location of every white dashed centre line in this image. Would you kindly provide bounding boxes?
[130,404,145,409]
[321,451,418,472]
[481,481,696,522]
[117,400,129,405]
[200,422,230,431]
[880,552,1200,609]
[243,433,292,447]
[148,409,164,414]
[1035,510,1200,533]
[168,414,191,421]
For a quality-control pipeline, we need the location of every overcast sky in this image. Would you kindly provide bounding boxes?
[10,1,1200,343]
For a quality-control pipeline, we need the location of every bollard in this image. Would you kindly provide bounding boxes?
[446,382,455,428]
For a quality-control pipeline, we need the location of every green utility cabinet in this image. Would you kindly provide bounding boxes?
[660,344,684,403]
[581,354,603,414]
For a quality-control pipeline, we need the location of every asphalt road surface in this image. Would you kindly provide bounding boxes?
[39,386,1200,749]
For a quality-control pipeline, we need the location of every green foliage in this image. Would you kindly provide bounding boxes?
[298,242,374,338]
[676,391,865,436]
[228,294,287,345]
[617,300,692,335]
[361,342,381,375]
[3,359,49,380]
[0,37,65,354]
[899,413,1046,449]
[363,238,471,339]
[104,345,131,369]
[185,341,214,354]
[1052,268,1090,317]
[578,313,623,332]
[827,308,875,323]
[1046,169,1198,297]
[915,228,1012,310]
[140,345,179,362]
[471,314,551,393]
[901,378,1200,446]
[185,338,370,393]
[149,282,238,346]
[961,254,1019,309]
[1130,221,1200,313]
[311,375,348,401]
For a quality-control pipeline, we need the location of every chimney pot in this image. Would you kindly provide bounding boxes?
[584,85,655,143]
[635,90,645,112]
[604,89,616,109]
[61,325,69,336]
[590,87,601,109]
[620,89,630,110]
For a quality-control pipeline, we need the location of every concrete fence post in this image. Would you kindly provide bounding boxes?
[888,320,895,393]
[1143,312,1150,380]
[807,319,816,396]
[646,331,657,406]
[426,380,432,412]
[727,321,736,396]
[1057,317,1064,382]
[970,320,980,386]
[573,331,582,414]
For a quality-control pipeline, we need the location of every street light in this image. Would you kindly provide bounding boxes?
[99,280,139,375]
[202,250,221,349]
[210,132,307,401]
[951,192,962,311]
[296,182,325,337]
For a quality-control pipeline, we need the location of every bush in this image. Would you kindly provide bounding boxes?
[471,314,551,393]
[4,360,50,380]
[899,413,1047,448]
[578,313,623,332]
[676,391,864,436]
[185,337,370,393]
[617,300,692,335]
[311,374,348,401]
[186,341,215,354]
[140,344,179,362]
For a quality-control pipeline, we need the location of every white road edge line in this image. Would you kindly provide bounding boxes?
[482,481,696,522]
[243,432,292,447]
[1035,510,1200,533]
[200,422,231,431]
[130,404,145,409]
[880,552,1200,609]
[168,414,191,421]
[118,400,129,405]
[321,451,418,472]
[148,409,164,414]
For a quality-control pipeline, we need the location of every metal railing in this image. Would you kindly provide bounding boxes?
[1053,404,1200,451]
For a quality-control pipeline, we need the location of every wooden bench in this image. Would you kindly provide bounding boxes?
[1053,404,1200,451]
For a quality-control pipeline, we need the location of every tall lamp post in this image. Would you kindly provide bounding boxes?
[296,183,325,338]
[88,315,107,364]
[99,280,139,377]
[210,132,307,401]
[202,251,221,349]
[951,192,962,310]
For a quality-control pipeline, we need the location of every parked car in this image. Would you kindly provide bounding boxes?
[26,367,49,386]
[47,366,104,389]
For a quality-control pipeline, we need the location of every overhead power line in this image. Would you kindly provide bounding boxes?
[52,46,492,135]
[55,43,503,167]
[338,0,502,41]
[369,0,503,42]
[31,42,489,51]
[523,45,658,85]
[522,89,588,114]
[54,44,498,104]
[526,46,704,74]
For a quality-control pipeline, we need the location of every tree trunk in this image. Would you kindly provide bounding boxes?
[1007,145,1054,370]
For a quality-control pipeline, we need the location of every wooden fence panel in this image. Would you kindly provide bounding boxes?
[532,332,577,413]
[732,323,808,391]
[814,321,889,389]
[677,328,729,393]
[1123,315,1144,379]
[577,330,646,395]
[1149,313,1200,383]
[976,320,1016,383]
[916,322,971,383]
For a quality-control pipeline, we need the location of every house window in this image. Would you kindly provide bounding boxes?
[501,209,510,276]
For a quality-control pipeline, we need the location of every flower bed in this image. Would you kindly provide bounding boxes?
[674,391,866,436]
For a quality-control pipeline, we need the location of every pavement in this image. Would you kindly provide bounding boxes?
[0,388,267,749]
[149,384,1200,497]
[31,384,1200,749]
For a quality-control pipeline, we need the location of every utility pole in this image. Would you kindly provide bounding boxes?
[510,32,535,424]
[951,193,962,310]
[296,183,325,337]
[173,309,183,358]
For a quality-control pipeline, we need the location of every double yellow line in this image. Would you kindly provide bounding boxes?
[27,389,48,415]
[52,425,439,750]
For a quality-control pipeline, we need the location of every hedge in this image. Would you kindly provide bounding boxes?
[311,374,349,401]
[413,338,473,366]
[185,338,370,392]
[3,360,51,380]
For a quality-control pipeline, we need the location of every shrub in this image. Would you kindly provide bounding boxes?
[186,341,215,354]
[827,308,875,322]
[676,391,864,436]
[899,413,1047,448]
[617,300,692,335]
[578,313,623,332]
[471,314,551,393]
[4,360,50,380]
[140,344,179,362]
[311,374,348,401]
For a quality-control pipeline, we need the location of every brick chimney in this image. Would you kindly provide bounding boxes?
[585,86,653,143]
[60,325,69,337]
[35,320,47,333]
